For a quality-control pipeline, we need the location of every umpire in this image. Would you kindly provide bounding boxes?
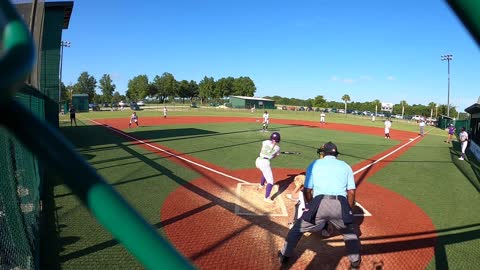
[278,141,361,269]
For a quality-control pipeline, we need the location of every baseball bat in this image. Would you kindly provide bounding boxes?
[281,151,301,155]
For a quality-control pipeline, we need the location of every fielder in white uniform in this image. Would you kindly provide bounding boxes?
[320,112,326,124]
[163,106,168,118]
[459,127,469,160]
[262,111,270,132]
[384,118,392,139]
[255,132,281,203]
[129,112,139,128]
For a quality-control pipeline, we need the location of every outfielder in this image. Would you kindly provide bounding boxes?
[255,132,281,203]
[262,111,270,132]
[384,118,392,139]
[320,112,326,124]
[129,111,139,128]
[163,106,168,118]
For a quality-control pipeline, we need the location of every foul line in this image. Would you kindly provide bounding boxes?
[353,135,421,175]
[87,118,249,184]
[86,118,424,217]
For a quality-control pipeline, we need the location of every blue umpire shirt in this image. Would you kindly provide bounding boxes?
[304,156,356,197]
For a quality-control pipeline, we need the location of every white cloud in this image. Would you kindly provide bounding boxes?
[386,75,395,81]
[331,76,338,81]
[343,78,354,84]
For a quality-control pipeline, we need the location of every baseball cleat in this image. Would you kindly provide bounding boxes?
[277,251,290,265]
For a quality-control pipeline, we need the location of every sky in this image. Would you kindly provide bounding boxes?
[60,0,480,110]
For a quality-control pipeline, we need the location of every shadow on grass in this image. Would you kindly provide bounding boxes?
[449,142,480,193]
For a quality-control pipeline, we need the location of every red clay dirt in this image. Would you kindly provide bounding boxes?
[93,116,436,270]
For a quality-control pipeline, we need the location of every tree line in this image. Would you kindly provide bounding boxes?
[61,71,458,118]
[265,95,459,118]
[61,71,256,105]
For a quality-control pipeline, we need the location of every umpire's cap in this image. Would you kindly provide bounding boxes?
[321,141,339,156]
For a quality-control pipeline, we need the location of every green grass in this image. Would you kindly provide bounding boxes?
[53,123,201,269]
[52,108,480,269]
[366,134,480,269]
[125,122,397,170]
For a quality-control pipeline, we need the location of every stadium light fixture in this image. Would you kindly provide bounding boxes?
[441,54,453,117]
[59,41,71,103]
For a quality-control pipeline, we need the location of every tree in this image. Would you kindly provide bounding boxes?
[73,72,97,103]
[65,83,74,102]
[313,95,327,108]
[59,81,69,102]
[99,74,116,103]
[153,72,177,103]
[127,75,149,101]
[216,77,235,98]
[177,80,190,103]
[341,94,351,114]
[112,91,121,104]
[232,76,256,96]
[198,76,215,103]
[399,100,408,117]
[188,80,199,101]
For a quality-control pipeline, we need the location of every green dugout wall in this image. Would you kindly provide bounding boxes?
[40,1,73,126]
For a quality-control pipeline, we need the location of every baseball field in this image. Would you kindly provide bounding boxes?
[43,107,480,269]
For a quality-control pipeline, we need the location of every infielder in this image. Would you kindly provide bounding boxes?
[320,112,326,124]
[255,132,281,203]
[384,118,392,139]
[262,111,270,132]
[129,111,139,128]
[459,127,468,160]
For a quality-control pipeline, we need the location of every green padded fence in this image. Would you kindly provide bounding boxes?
[0,1,193,269]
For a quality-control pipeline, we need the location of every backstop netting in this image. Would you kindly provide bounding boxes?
[0,1,45,269]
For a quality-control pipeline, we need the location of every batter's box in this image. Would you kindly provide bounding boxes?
[234,183,289,217]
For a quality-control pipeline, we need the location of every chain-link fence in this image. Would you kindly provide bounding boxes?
[0,88,44,270]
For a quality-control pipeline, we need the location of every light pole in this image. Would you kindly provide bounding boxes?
[441,54,453,117]
[59,41,71,104]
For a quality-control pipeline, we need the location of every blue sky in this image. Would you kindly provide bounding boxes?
[60,0,480,110]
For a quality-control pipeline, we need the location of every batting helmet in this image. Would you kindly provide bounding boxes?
[270,132,281,143]
[321,141,338,156]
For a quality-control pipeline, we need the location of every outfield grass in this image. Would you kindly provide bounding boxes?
[51,109,479,269]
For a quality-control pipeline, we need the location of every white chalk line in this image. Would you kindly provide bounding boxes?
[87,118,424,217]
[87,118,249,184]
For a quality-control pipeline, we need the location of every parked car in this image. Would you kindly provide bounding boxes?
[362,111,372,116]
[411,115,424,121]
[137,100,145,106]
[281,106,287,110]
[118,101,126,107]
[130,102,140,110]
[298,106,305,111]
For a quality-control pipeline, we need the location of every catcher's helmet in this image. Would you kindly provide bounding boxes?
[321,141,338,156]
[270,132,281,143]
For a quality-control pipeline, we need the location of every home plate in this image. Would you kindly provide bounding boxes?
[234,183,288,217]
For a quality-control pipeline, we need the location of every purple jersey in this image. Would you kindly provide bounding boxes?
[448,126,455,135]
